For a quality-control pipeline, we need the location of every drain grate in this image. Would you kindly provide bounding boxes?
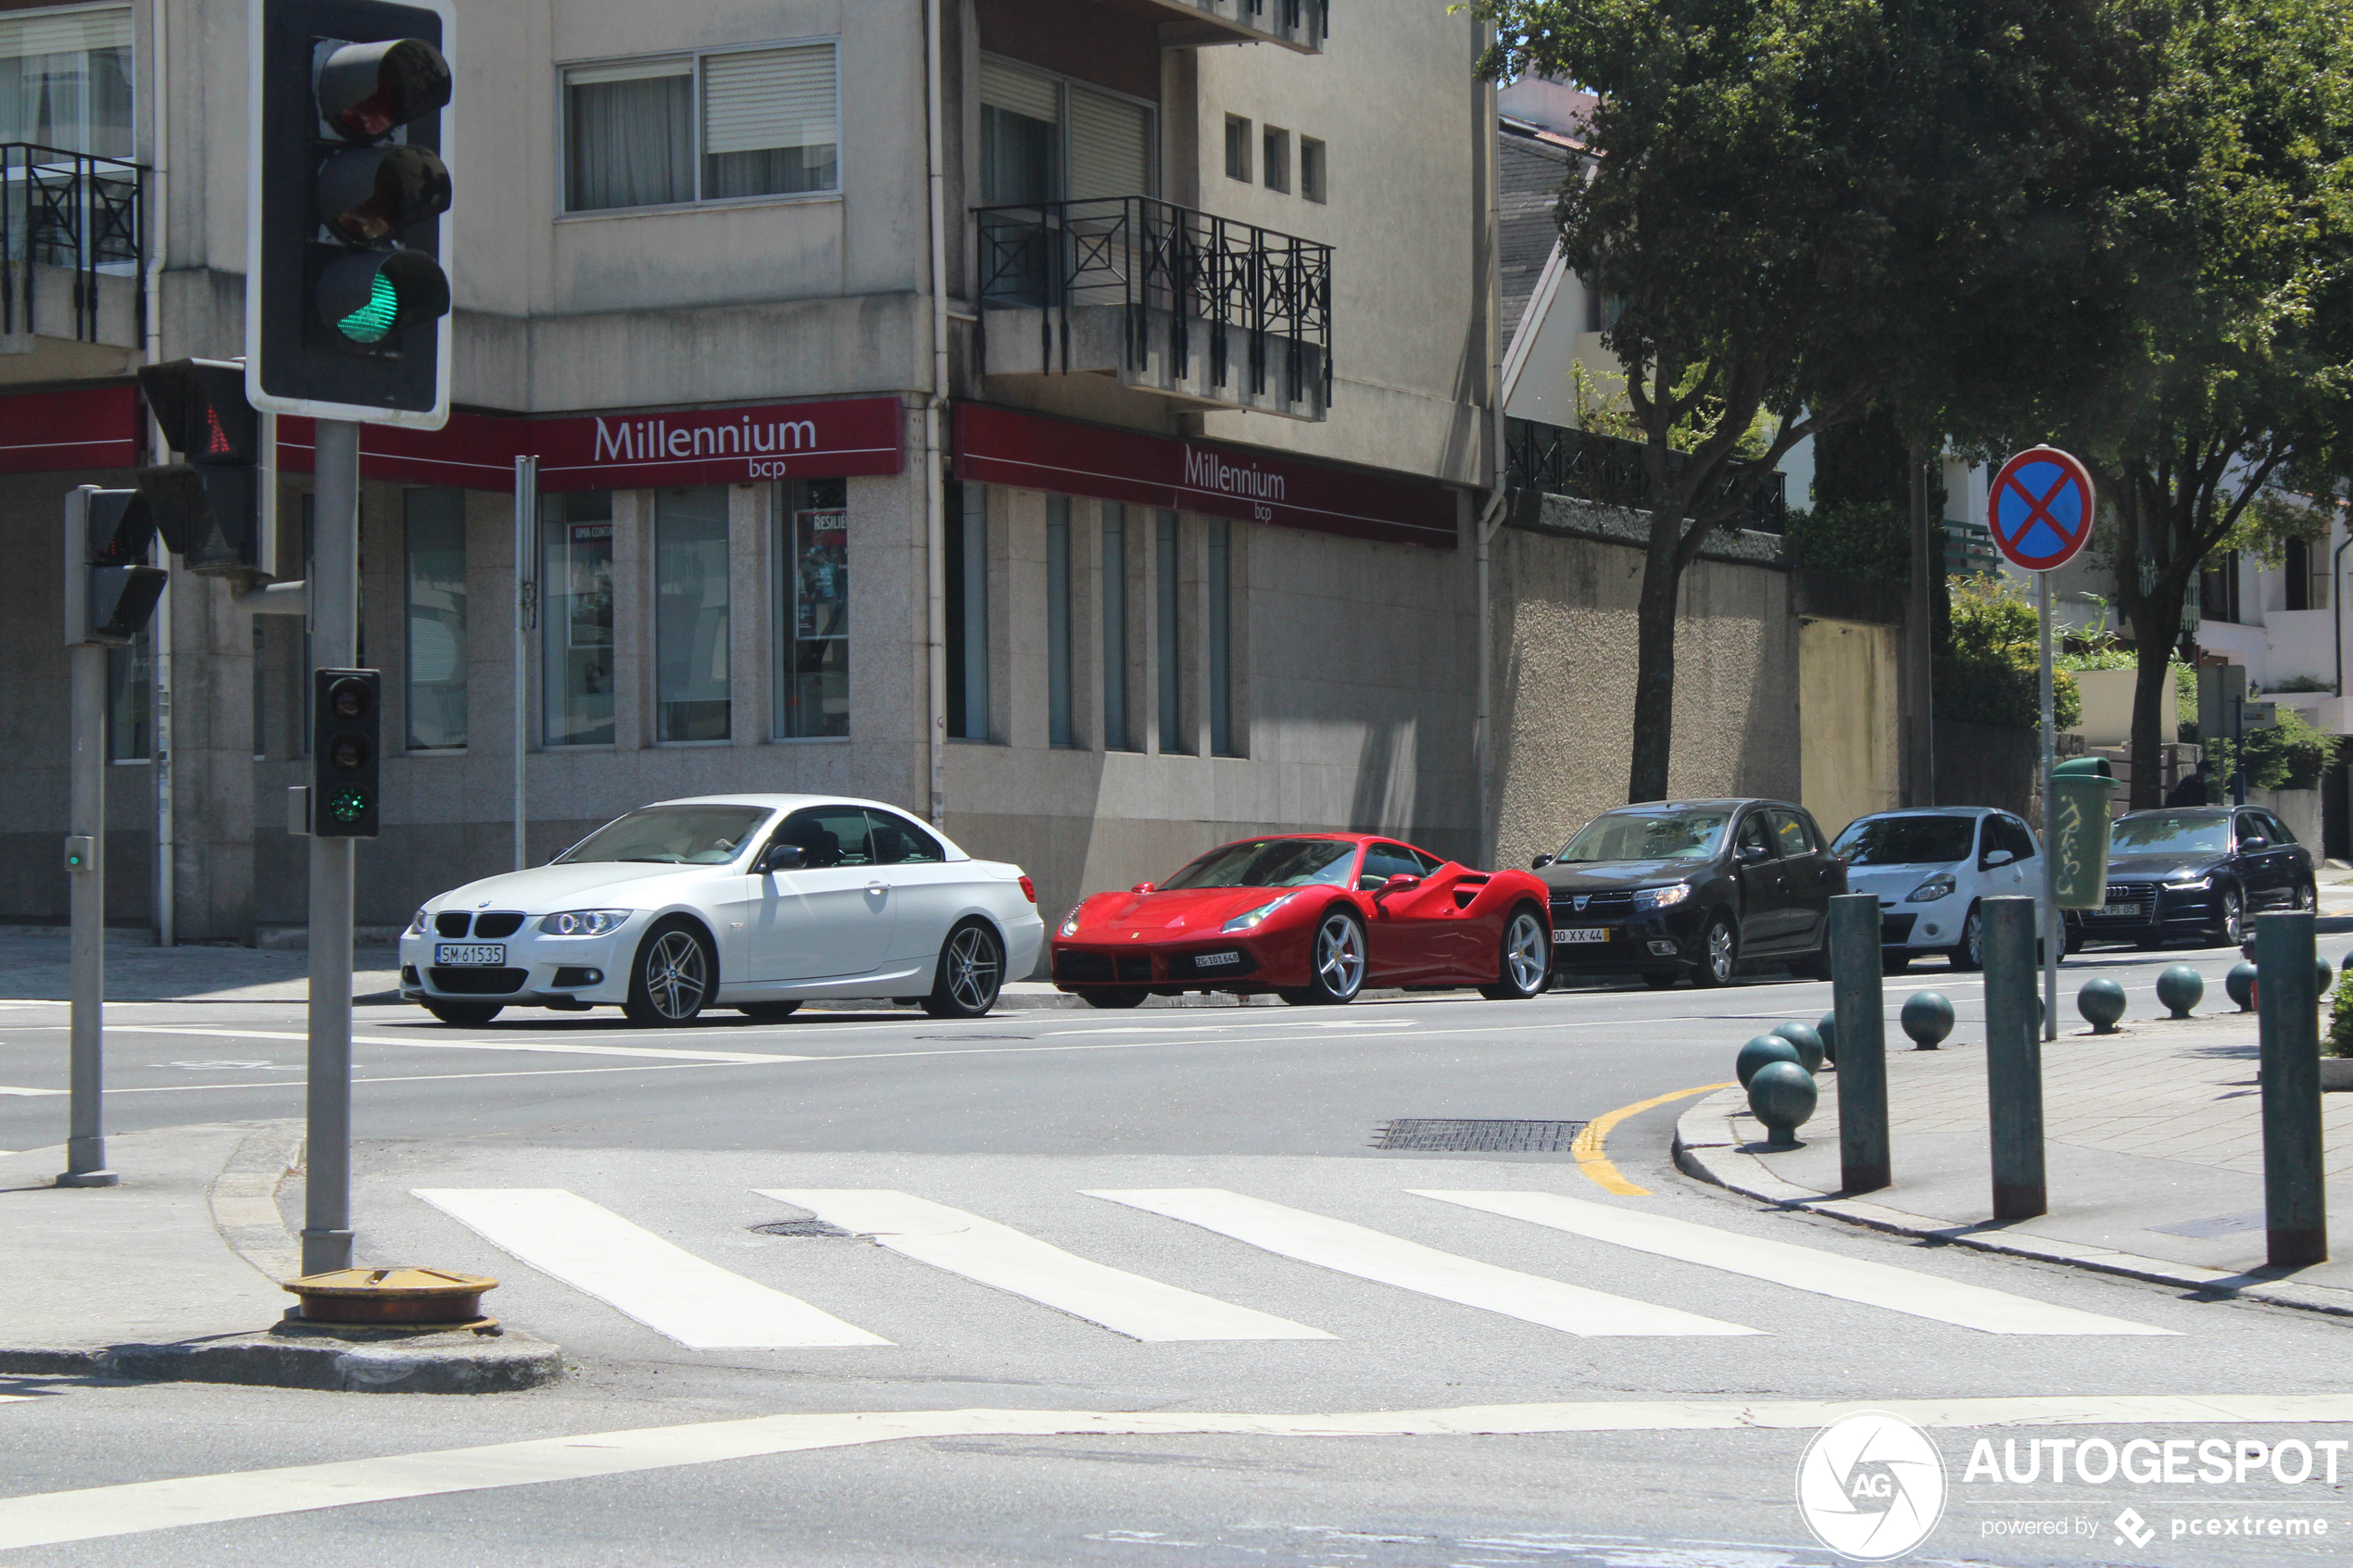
[749,1219,855,1238]
[1372,1118,1589,1153]
[2149,1209,2265,1238]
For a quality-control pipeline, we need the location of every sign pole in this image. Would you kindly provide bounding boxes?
[2037,570,2058,1041]
[512,454,537,872]
[301,417,360,1277]
[61,641,117,1187]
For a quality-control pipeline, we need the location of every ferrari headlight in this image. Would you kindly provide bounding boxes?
[1906,873,1957,903]
[405,907,430,936]
[1633,884,1691,910]
[1223,891,1300,933]
[538,909,630,937]
[1059,905,1086,938]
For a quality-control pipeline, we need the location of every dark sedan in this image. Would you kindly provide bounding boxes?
[1533,798,1843,988]
[2072,805,2316,949]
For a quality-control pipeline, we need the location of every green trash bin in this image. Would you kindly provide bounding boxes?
[2048,756,2120,909]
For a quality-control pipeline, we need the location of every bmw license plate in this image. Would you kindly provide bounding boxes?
[1553,928,1609,945]
[434,944,506,966]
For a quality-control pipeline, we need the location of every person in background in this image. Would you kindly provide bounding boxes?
[2165,759,2212,807]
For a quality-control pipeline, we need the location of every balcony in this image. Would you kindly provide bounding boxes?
[1504,417,1786,534]
[1101,0,1327,53]
[977,196,1331,421]
[2,144,147,358]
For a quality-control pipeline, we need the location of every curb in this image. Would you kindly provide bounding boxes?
[1671,1088,2353,1322]
[0,1329,565,1393]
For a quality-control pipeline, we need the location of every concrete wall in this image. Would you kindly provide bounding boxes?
[2066,666,2175,749]
[1797,618,1900,840]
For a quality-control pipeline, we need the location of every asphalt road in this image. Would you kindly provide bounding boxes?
[2,945,2347,1567]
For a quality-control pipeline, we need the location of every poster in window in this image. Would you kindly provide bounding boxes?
[794,510,848,640]
[566,522,614,650]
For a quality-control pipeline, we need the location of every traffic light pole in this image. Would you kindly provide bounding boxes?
[301,418,361,1275]
[60,640,117,1187]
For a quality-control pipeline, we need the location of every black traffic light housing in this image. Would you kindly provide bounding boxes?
[311,668,382,837]
[248,0,453,425]
[135,358,272,578]
[63,486,169,647]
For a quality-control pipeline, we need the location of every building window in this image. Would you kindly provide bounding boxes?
[2286,535,2329,612]
[563,42,837,213]
[1047,495,1074,748]
[1156,510,1185,754]
[1300,136,1327,203]
[1262,126,1290,194]
[402,487,467,751]
[1101,502,1130,750]
[1,6,133,157]
[1208,520,1235,757]
[979,58,1152,206]
[106,632,148,761]
[947,483,990,740]
[542,492,616,746]
[1225,114,1252,182]
[1582,283,1623,334]
[774,478,849,738]
[2200,549,2242,625]
[655,486,732,743]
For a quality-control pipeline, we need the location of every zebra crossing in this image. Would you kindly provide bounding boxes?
[410,1182,2176,1350]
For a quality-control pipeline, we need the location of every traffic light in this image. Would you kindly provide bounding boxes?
[310,669,382,837]
[135,358,272,578]
[63,486,169,648]
[248,0,453,427]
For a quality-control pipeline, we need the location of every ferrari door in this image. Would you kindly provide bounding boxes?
[1360,841,1445,982]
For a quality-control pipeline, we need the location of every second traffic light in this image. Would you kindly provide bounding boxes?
[248,0,454,427]
[136,358,271,578]
[311,669,382,838]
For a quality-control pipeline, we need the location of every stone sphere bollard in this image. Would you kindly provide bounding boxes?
[2078,977,2127,1034]
[1748,1060,1817,1148]
[1900,991,1955,1050]
[1736,1034,1803,1088]
[2225,961,2259,1012]
[2319,957,2335,997]
[1816,1010,1838,1067]
[2156,964,2205,1019]
[1768,1021,1825,1072]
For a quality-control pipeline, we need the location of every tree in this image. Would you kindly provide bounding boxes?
[1475,0,2163,803]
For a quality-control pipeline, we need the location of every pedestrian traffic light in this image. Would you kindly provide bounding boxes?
[310,669,382,837]
[135,358,272,578]
[247,0,453,428]
[63,486,168,648]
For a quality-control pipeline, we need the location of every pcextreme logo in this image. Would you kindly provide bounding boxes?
[1795,1410,1948,1561]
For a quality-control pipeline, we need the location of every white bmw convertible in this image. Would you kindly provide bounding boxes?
[398,794,1044,1026]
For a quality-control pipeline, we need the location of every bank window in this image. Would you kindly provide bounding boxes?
[563,41,837,213]
[774,477,848,739]
[403,487,467,751]
[1047,495,1074,748]
[655,486,732,743]
[1156,510,1185,754]
[1,6,133,158]
[947,483,990,740]
[542,492,615,746]
[1208,519,1236,757]
[1101,503,1131,750]
[106,632,148,761]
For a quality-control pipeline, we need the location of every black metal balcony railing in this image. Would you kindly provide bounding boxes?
[975,195,1333,409]
[1504,416,1787,534]
[2,144,147,344]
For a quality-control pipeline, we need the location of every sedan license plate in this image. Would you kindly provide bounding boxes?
[434,944,506,967]
[2102,902,2139,919]
[1553,928,1609,945]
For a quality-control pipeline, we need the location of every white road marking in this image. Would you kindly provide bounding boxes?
[411,1189,888,1349]
[4,1393,2349,1551]
[1084,1189,1757,1337]
[0,1085,63,1097]
[1413,1191,2180,1336]
[761,1189,1332,1343]
[113,1026,807,1065]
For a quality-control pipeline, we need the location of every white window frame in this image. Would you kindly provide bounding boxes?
[0,3,138,157]
[978,52,1159,203]
[556,36,842,219]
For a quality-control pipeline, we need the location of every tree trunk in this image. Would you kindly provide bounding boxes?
[1628,533,1685,802]
[2126,578,2189,809]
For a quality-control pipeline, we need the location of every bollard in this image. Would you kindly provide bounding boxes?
[1982,895,2045,1222]
[1748,1061,1818,1149]
[2156,965,2204,1019]
[2225,961,2259,1012]
[1900,991,1955,1050]
[1828,892,1890,1193]
[2319,957,2335,997]
[2255,911,2329,1269]
[1816,1011,1838,1068]
[2077,977,2126,1034]
[1737,1034,1803,1087]
[1769,1021,1826,1073]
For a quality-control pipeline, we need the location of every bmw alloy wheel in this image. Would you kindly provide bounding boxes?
[924,922,1005,1018]
[1314,910,1365,1001]
[638,929,708,1022]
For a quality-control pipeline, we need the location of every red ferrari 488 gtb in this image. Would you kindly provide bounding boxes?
[1050,834,1554,1008]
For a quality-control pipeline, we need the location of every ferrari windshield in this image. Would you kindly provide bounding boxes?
[557,805,773,866]
[1556,809,1732,863]
[1162,838,1359,890]
[2110,813,2230,856]
[1833,815,1977,866]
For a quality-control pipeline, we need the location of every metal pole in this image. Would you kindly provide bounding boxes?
[1828,891,1890,1193]
[2037,570,2057,1039]
[2255,909,2327,1267]
[2233,693,2247,806]
[1982,894,2046,1220]
[302,419,360,1277]
[59,641,116,1187]
[1907,443,1935,806]
[511,455,536,872]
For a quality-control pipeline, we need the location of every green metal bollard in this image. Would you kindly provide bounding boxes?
[1748,1061,1818,1149]
[1769,1021,1825,1073]
[2077,977,2126,1033]
[1815,1011,1838,1068]
[1982,896,2046,1221]
[1737,1034,1803,1087]
[1829,892,1890,1194]
[2226,961,2259,1012]
[2157,965,2204,1019]
[1900,991,1956,1050]
[2255,911,2328,1268]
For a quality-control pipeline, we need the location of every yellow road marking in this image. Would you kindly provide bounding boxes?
[1572,1082,1736,1196]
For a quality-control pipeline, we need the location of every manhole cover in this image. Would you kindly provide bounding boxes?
[749,1219,855,1238]
[2149,1209,2265,1238]
[1372,1118,1589,1153]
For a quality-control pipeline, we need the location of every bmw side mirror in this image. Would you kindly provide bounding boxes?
[760,844,806,873]
[1530,854,1554,870]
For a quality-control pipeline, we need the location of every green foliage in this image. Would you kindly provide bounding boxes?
[2207,707,2343,791]
[1934,576,2082,731]
[2328,969,2353,1058]
[1785,503,1909,584]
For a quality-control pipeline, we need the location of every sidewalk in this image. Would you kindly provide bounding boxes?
[1676,1004,2353,1314]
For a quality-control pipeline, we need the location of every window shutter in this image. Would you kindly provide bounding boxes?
[1067,88,1150,201]
[979,59,1059,125]
[0,6,132,59]
[704,44,837,155]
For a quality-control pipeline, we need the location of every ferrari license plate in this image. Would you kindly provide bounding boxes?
[434,944,506,966]
[1553,928,1609,945]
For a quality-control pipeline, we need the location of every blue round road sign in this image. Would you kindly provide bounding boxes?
[1988,446,2095,571]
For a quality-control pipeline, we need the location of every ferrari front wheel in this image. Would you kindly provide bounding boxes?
[1285,909,1366,1005]
[1478,906,1551,1000]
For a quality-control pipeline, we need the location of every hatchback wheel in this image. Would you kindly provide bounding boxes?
[1478,907,1552,1000]
[1950,903,1984,972]
[1690,915,1736,989]
[924,920,1006,1019]
[623,921,714,1027]
[2295,881,2318,913]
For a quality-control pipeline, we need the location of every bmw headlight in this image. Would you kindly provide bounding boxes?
[405,907,430,936]
[1059,905,1086,938]
[1633,884,1691,911]
[1223,891,1300,933]
[538,909,630,937]
[1906,873,1957,903]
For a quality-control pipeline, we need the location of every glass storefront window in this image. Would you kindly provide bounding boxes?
[106,631,148,760]
[542,492,615,746]
[773,478,848,738]
[403,487,467,750]
[655,485,731,743]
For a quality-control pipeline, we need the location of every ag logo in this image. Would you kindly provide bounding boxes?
[1795,1410,1946,1561]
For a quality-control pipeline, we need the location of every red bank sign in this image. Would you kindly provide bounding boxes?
[952,404,1458,551]
[0,385,145,475]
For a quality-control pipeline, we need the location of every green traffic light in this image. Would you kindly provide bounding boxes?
[328,787,371,823]
[336,271,401,345]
